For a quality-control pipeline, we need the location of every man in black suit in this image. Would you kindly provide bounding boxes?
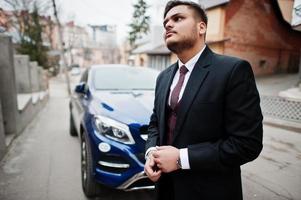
[144,1,263,200]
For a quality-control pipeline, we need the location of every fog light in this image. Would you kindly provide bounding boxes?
[98,142,111,152]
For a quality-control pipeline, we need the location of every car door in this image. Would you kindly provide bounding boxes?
[71,69,89,133]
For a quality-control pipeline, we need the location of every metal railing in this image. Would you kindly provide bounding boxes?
[260,96,301,123]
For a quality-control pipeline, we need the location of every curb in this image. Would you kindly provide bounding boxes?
[263,117,301,133]
[278,87,301,102]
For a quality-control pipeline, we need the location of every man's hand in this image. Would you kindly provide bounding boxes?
[144,151,162,182]
[153,146,180,173]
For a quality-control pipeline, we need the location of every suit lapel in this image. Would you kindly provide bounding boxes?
[172,46,213,143]
[159,63,178,145]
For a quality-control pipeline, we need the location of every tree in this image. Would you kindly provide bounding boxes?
[3,0,51,41]
[3,0,52,69]
[17,4,49,68]
[128,0,150,47]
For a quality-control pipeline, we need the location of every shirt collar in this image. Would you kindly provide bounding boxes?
[178,45,206,72]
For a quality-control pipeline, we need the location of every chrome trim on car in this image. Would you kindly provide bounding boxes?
[125,185,155,191]
[141,134,148,141]
[117,171,154,191]
[98,161,130,169]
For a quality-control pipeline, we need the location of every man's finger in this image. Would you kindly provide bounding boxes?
[145,159,155,172]
[144,163,154,175]
[144,163,151,172]
[153,169,161,177]
[149,170,162,182]
[148,157,155,167]
[154,158,161,165]
[145,163,161,182]
[152,151,158,158]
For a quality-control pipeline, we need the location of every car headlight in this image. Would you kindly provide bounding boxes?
[94,115,135,145]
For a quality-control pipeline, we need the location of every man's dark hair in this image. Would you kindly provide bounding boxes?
[163,0,208,25]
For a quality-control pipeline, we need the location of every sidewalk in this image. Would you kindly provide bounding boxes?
[255,73,299,96]
[279,87,301,102]
[255,73,301,132]
[241,124,301,200]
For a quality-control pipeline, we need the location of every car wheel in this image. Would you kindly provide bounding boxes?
[69,113,77,136]
[81,132,111,198]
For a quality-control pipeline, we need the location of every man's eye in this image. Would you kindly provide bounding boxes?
[175,17,183,22]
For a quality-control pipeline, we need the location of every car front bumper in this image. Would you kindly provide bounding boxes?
[88,128,154,190]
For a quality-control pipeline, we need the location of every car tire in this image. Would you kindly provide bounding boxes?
[69,112,77,136]
[81,132,111,198]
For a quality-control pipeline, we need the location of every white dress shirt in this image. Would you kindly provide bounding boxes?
[146,45,207,170]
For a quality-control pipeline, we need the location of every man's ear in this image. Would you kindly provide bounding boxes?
[198,21,207,36]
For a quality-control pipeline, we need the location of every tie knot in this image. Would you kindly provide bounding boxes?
[179,65,188,75]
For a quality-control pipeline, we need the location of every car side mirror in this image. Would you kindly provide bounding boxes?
[75,82,88,94]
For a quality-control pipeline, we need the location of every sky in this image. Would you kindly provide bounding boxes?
[55,0,171,43]
[0,0,199,43]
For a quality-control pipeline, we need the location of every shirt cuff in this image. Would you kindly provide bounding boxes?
[180,148,190,169]
[145,147,157,160]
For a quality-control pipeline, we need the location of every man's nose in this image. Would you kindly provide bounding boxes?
[165,20,174,30]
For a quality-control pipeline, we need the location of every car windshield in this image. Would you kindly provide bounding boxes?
[93,67,159,90]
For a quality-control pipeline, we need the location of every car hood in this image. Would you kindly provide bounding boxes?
[91,90,155,125]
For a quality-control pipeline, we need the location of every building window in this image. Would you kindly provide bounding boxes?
[259,59,267,69]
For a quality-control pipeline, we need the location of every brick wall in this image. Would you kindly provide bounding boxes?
[223,0,301,75]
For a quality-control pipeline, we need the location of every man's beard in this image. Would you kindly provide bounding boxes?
[166,32,198,54]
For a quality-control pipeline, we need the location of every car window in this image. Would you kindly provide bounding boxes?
[93,67,159,90]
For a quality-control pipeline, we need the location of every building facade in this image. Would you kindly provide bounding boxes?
[131,0,301,76]
[207,0,301,75]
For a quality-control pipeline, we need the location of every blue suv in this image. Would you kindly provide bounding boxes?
[69,64,158,198]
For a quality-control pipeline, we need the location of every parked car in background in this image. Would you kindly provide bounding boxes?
[70,64,81,76]
[70,67,81,76]
[69,64,159,198]
[68,64,80,71]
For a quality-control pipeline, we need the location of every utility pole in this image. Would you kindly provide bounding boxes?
[51,0,71,95]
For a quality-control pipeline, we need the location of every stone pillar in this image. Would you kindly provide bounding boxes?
[14,55,32,93]
[0,99,6,159]
[30,61,39,92]
[43,69,49,90]
[0,35,18,136]
[38,67,43,91]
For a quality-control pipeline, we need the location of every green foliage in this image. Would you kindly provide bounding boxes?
[17,4,49,69]
[128,0,150,47]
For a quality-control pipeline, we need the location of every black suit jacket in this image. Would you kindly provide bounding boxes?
[145,46,263,200]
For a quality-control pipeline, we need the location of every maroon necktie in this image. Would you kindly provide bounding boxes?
[170,65,189,109]
[167,65,188,144]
